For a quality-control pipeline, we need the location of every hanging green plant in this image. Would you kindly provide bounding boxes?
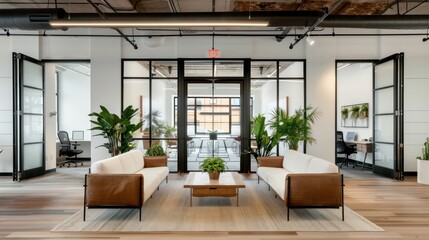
[359,104,369,119]
[341,107,349,122]
[350,105,360,126]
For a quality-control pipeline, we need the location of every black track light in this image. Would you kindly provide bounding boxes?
[423,37,429,42]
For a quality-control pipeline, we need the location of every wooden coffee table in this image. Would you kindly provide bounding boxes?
[184,172,245,206]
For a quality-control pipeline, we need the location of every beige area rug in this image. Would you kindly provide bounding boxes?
[52,177,383,232]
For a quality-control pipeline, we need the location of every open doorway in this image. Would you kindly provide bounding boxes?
[47,61,91,167]
[336,61,375,177]
[336,54,404,180]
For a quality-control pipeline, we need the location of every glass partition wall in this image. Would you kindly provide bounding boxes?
[250,61,305,172]
[122,59,305,173]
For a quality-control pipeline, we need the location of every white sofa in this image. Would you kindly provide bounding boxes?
[257,150,344,220]
[84,150,169,221]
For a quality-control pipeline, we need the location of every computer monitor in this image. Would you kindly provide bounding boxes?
[72,130,84,141]
[346,132,356,142]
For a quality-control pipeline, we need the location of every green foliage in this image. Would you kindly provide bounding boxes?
[145,145,166,156]
[199,157,228,173]
[162,124,177,138]
[89,105,143,156]
[248,114,283,159]
[341,108,349,120]
[143,110,164,138]
[119,106,144,153]
[417,137,429,161]
[247,106,319,157]
[350,105,360,120]
[271,106,319,151]
[359,104,369,119]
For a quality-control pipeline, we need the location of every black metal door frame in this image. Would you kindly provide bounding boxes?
[12,53,46,181]
[177,59,251,173]
[372,53,404,180]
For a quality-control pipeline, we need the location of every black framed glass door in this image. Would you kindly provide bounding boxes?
[13,53,45,181]
[184,81,243,171]
[372,53,404,179]
[176,59,251,173]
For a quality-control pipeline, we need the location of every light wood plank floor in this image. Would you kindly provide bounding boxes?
[1,165,429,240]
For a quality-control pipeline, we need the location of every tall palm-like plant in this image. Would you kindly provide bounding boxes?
[89,105,143,156]
[248,114,283,159]
[270,106,319,151]
[119,106,144,153]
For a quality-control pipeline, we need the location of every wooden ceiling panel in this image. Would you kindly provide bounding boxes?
[233,0,394,15]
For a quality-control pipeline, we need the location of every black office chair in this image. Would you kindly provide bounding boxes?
[58,131,84,167]
[336,131,357,168]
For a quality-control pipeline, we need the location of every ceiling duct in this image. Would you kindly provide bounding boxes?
[0,8,67,30]
[1,9,429,31]
[321,15,429,29]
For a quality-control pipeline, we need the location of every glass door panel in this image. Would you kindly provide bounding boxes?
[373,53,404,179]
[13,53,45,181]
[186,82,241,171]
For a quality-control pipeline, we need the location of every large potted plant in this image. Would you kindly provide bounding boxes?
[199,157,228,180]
[417,137,429,185]
[89,105,143,156]
[247,113,283,160]
[272,106,319,151]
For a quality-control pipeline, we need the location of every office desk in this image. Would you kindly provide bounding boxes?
[347,141,373,170]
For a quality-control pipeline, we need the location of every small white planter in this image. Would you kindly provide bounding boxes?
[417,159,429,185]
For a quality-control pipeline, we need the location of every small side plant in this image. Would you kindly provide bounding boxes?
[145,145,166,156]
[417,138,429,160]
[199,157,227,173]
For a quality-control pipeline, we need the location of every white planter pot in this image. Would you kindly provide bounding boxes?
[417,159,429,185]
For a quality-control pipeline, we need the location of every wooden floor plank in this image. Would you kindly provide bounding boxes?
[1,165,429,239]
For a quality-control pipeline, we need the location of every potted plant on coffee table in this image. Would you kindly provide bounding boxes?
[417,137,429,185]
[199,157,228,180]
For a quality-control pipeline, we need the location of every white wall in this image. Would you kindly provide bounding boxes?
[2,28,428,172]
[337,62,373,163]
[57,66,91,141]
[90,30,122,162]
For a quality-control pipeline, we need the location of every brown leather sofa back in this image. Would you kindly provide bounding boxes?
[287,173,343,207]
[86,174,143,207]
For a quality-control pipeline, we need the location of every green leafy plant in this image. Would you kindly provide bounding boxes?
[247,114,283,159]
[272,106,319,151]
[145,145,166,156]
[89,105,143,156]
[341,107,349,121]
[247,106,320,158]
[350,105,360,125]
[199,157,228,173]
[162,124,177,138]
[143,110,164,138]
[417,137,429,161]
[359,104,369,119]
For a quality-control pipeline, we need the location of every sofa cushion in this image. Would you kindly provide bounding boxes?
[307,157,339,173]
[268,172,288,200]
[283,150,313,173]
[137,167,169,202]
[91,156,124,174]
[257,167,288,183]
[118,150,144,173]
